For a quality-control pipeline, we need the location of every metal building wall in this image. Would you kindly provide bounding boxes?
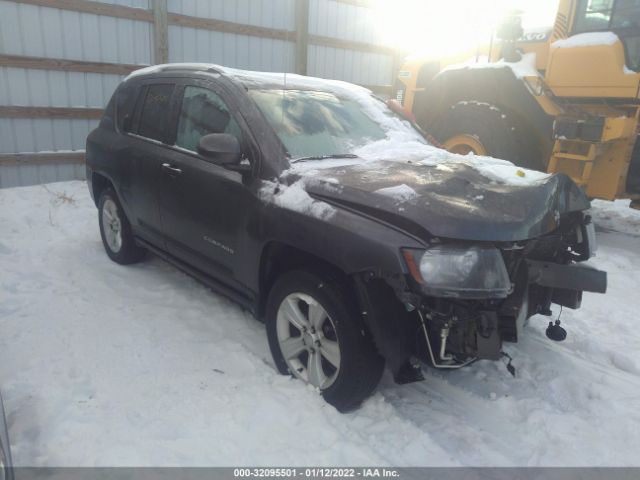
[0,0,397,189]
[308,0,392,85]
[167,0,296,72]
[0,0,152,187]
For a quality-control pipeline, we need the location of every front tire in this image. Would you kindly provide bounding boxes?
[98,188,146,265]
[266,270,384,412]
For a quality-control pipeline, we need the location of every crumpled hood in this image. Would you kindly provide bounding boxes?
[291,160,589,242]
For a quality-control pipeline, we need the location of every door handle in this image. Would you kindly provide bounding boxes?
[162,163,182,176]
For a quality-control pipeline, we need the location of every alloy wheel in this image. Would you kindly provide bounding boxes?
[102,198,122,253]
[276,292,341,389]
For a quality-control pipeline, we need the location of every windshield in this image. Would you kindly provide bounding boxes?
[248,88,426,160]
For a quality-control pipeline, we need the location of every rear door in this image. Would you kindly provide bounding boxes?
[121,82,176,246]
[158,79,255,290]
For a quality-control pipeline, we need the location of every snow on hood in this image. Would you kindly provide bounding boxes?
[374,184,419,202]
[259,179,337,220]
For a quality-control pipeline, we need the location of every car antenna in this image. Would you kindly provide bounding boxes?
[282,71,286,126]
[282,27,289,127]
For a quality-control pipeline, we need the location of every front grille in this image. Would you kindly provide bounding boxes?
[627,137,640,194]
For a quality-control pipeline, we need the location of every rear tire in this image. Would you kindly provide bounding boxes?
[431,100,543,171]
[98,188,146,265]
[266,270,384,412]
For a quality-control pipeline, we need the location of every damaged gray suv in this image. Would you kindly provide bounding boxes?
[86,64,607,411]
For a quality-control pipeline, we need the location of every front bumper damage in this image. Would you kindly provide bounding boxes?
[527,260,607,304]
[355,214,608,383]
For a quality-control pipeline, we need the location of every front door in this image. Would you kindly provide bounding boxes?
[158,82,254,290]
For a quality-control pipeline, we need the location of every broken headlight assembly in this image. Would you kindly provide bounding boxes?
[402,244,513,299]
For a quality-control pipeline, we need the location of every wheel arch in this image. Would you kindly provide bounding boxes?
[257,241,355,320]
[90,171,113,207]
[257,240,419,380]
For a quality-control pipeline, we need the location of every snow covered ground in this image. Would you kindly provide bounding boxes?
[1,181,639,467]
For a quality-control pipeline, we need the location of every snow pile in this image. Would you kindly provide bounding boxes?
[1,181,640,466]
[590,199,640,236]
[552,32,620,49]
[374,184,419,202]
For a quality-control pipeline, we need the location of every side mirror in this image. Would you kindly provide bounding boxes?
[197,133,242,165]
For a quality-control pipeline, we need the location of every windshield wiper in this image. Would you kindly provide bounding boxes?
[291,153,358,164]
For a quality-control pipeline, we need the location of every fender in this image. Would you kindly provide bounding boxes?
[242,199,426,295]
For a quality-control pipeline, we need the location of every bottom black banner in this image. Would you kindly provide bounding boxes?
[7,467,640,480]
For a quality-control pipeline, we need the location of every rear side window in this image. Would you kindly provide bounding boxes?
[137,84,175,142]
[175,86,242,152]
[115,85,139,133]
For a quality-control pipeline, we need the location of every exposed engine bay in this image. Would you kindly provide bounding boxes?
[414,211,606,371]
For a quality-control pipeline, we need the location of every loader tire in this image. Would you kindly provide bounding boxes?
[431,100,543,171]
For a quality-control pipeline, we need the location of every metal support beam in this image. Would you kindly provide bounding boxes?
[152,0,169,64]
[295,0,310,75]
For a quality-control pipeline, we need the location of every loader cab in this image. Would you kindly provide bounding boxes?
[572,0,640,72]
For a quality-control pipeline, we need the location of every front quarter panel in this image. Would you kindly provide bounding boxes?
[242,182,426,291]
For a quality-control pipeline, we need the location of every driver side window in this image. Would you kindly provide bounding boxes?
[175,86,242,152]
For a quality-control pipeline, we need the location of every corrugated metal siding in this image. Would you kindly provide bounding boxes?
[1,0,395,188]
[0,163,85,189]
[0,0,151,188]
[308,0,393,85]
[0,1,152,63]
[168,26,296,72]
[309,0,383,45]
[167,0,296,29]
[167,0,296,72]
[307,44,392,85]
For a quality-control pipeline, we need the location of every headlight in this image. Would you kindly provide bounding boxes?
[402,245,512,299]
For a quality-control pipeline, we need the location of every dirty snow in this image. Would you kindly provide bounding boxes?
[1,181,640,466]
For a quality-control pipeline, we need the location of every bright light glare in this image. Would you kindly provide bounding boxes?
[371,0,559,58]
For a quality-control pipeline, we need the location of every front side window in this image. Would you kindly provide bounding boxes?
[175,86,242,152]
[137,84,174,142]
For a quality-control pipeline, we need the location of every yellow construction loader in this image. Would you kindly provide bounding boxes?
[396,0,640,209]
